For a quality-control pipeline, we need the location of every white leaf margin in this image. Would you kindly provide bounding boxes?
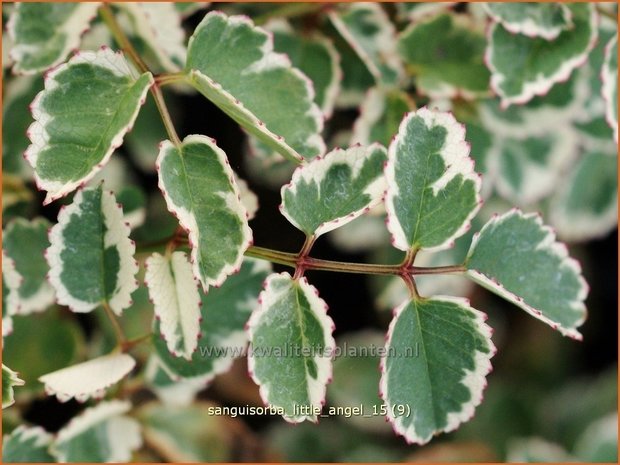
[52,400,142,463]
[385,107,482,252]
[483,3,573,41]
[379,295,495,445]
[25,47,153,205]
[601,33,618,143]
[156,134,253,291]
[247,272,336,423]
[2,364,25,408]
[485,4,598,108]
[2,251,22,326]
[145,252,202,360]
[7,2,101,75]
[39,353,136,403]
[465,209,588,341]
[47,186,139,315]
[235,174,259,220]
[280,143,388,237]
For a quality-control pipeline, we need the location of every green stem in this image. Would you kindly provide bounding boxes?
[99,4,149,74]
[102,301,127,348]
[122,333,152,352]
[155,72,187,87]
[152,83,182,146]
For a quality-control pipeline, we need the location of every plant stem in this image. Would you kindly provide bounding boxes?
[155,72,187,87]
[152,84,182,146]
[102,301,127,347]
[122,333,152,352]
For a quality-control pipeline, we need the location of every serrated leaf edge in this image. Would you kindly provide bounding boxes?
[2,364,25,409]
[385,107,482,252]
[601,33,618,143]
[2,251,22,321]
[25,47,154,204]
[280,143,388,237]
[2,425,53,451]
[465,209,588,340]
[47,186,139,314]
[247,272,336,423]
[483,3,573,41]
[7,2,101,75]
[379,295,495,445]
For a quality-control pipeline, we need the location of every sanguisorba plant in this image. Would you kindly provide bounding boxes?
[2,1,617,459]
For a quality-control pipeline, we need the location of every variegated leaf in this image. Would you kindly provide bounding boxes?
[328,3,402,86]
[385,108,481,252]
[550,151,618,242]
[2,426,55,462]
[39,353,135,402]
[186,11,324,163]
[3,218,55,315]
[602,34,618,143]
[2,252,21,336]
[247,273,335,423]
[281,144,388,237]
[465,210,588,340]
[484,3,573,40]
[145,252,202,360]
[153,259,270,382]
[7,2,100,74]
[25,47,153,204]
[52,400,142,462]
[398,13,490,99]
[351,88,413,147]
[486,3,597,107]
[118,2,186,72]
[2,364,25,409]
[381,296,495,445]
[156,135,252,290]
[267,19,341,118]
[145,356,210,407]
[47,185,139,315]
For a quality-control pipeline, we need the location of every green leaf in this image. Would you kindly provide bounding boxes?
[186,11,324,163]
[574,413,618,462]
[484,3,573,40]
[351,88,413,147]
[493,129,579,205]
[328,3,402,86]
[247,272,335,423]
[25,48,154,204]
[156,135,252,290]
[465,209,588,340]
[117,3,186,72]
[268,19,341,118]
[2,425,55,462]
[47,184,139,315]
[486,3,597,107]
[3,218,55,315]
[144,356,207,406]
[145,252,202,360]
[602,34,618,143]
[117,185,147,229]
[2,252,21,336]
[39,353,135,402]
[550,151,618,242]
[2,364,25,409]
[396,2,456,22]
[281,144,387,237]
[52,400,142,462]
[380,297,495,445]
[385,108,481,252]
[7,2,100,74]
[153,258,270,381]
[398,13,490,99]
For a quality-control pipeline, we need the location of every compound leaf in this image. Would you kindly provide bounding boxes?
[398,13,490,99]
[601,34,618,143]
[2,426,55,462]
[153,259,270,381]
[25,47,153,204]
[39,353,135,402]
[281,144,387,237]
[550,151,618,242]
[380,297,495,445]
[52,400,142,462]
[486,3,597,107]
[156,135,252,290]
[465,209,588,340]
[145,252,202,360]
[3,218,55,315]
[247,273,335,423]
[8,2,100,74]
[484,3,573,40]
[2,364,25,409]
[47,185,139,315]
[385,108,481,252]
[186,11,324,163]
